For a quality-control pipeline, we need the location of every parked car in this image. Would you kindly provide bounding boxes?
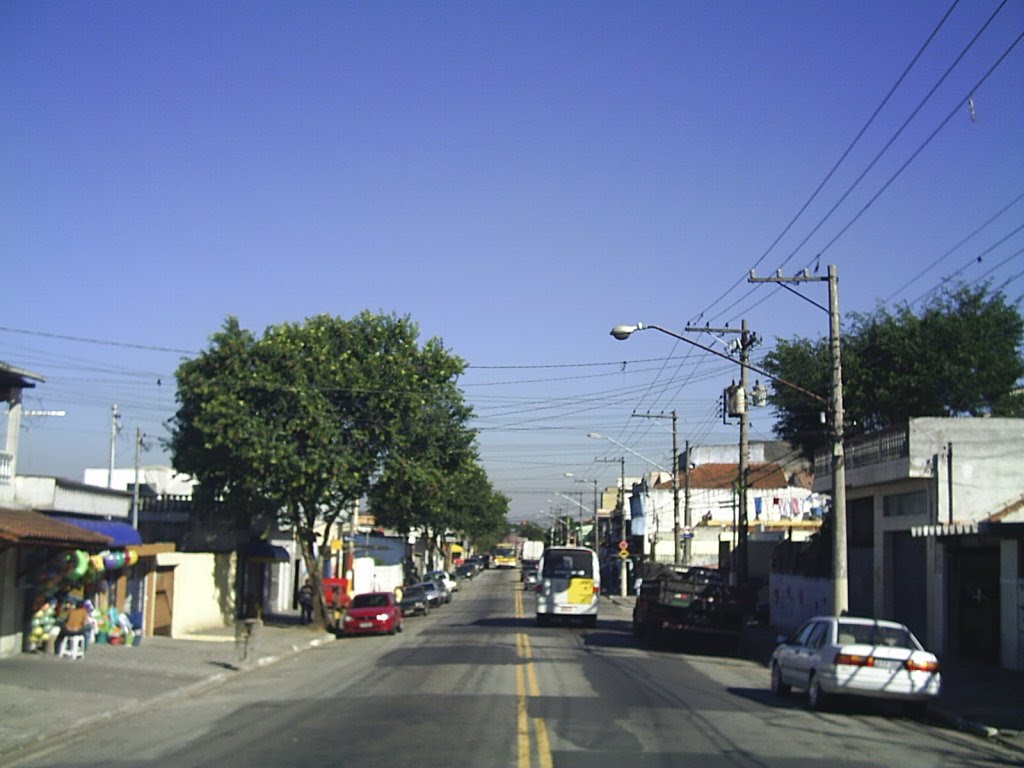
[341,592,403,637]
[454,563,476,580]
[416,580,447,608]
[770,615,941,714]
[522,565,539,590]
[399,585,431,617]
[425,569,458,594]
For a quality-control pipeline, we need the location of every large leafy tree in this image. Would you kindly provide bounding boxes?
[169,312,467,625]
[368,385,509,562]
[762,284,1024,459]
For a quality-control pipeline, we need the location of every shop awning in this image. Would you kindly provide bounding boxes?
[0,508,112,548]
[242,540,290,562]
[50,515,142,547]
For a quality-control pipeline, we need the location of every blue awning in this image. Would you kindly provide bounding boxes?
[50,516,142,547]
[242,541,290,562]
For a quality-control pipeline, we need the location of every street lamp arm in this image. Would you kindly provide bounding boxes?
[555,492,592,514]
[588,431,669,473]
[610,322,826,405]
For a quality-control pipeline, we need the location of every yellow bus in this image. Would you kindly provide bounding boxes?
[493,543,517,568]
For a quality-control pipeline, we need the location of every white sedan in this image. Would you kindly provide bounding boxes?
[770,615,941,715]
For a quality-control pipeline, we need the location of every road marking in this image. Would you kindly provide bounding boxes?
[516,630,551,768]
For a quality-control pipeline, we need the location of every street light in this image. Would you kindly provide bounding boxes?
[612,318,845,607]
[565,472,600,552]
[588,432,681,565]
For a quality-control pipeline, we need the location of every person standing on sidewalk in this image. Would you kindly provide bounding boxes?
[298,578,315,624]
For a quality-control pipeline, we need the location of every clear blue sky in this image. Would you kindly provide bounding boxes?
[2,1,1022,524]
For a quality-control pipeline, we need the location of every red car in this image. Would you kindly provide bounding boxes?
[341,592,403,637]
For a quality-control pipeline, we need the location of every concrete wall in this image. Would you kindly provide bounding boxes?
[0,548,22,658]
[352,558,403,594]
[769,573,832,634]
[156,551,236,636]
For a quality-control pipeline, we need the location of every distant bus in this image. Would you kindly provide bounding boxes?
[493,543,518,569]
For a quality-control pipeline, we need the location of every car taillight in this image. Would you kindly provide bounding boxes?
[834,653,873,667]
[905,658,939,673]
[592,585,600,594]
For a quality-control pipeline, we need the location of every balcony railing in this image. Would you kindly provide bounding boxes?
[814,426,909,476]
[0,451,12,486]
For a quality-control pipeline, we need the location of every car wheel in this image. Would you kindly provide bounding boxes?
[770,663,791,697]
[808,673,829,711]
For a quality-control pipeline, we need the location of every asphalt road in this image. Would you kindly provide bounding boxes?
[13,569,1021,768]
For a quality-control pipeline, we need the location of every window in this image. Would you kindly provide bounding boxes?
[541,549,593,579]
[883,491,927,518]
[806,621,830,649]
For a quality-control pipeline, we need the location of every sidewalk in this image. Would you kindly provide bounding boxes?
[603,595,1024,753]
[0,613,334,763]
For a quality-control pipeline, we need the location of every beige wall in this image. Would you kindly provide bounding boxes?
[156,551,237,637]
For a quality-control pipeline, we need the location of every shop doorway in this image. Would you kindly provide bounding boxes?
[950,544,1000,663]
[153,566,174,636]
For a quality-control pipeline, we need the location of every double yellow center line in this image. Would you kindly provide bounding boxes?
[514,586,553,768]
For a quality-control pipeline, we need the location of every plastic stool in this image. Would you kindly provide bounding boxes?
[58,635,85,660]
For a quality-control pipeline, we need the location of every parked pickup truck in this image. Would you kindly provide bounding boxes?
[632,564,757,648]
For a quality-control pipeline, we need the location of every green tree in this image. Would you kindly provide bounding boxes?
[169,312,466,626]
[762,284,1024,459]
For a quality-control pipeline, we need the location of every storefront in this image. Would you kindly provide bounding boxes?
[0,507,111,657]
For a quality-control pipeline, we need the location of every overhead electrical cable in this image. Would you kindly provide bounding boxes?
[692,0,963,327]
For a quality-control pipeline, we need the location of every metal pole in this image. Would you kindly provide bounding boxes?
[108,404,119,488]
[829,264,849,615]
[737,320,750,585]
[132,427,141,529]
[684,440,692,566]
[593,478,599,553]
[672,410,680,566]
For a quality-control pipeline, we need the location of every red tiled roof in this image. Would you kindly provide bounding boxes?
[0,508,112,548]
[653,463,792,490]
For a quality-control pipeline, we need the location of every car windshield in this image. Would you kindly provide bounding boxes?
[403,588,425,599]
[418,583,437,594]
[351,594,390,609]
[837,621,917,649]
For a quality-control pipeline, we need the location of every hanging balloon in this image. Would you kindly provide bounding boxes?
[90,554,106,572]
[124,549,139,567]
[69,550,89,580]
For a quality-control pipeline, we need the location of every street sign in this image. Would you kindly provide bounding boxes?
[618,540,629,550]
[618,549,630,560]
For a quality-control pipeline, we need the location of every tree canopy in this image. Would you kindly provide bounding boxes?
[762,284,1024,459]
[169,311,490,623]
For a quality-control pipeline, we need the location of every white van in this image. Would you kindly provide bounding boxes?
[535,546,600,627]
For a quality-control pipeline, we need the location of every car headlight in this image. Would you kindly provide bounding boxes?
[375,612,391,622]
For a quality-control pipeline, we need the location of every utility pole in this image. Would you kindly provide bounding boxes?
[684,439,692,566]
[132,427,143,529]
[686,321,756,584]
[749,265,847,614]
[632,410,682,565]
[108,404,121,488]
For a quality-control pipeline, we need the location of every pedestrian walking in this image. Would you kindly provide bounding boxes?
[298,578,314,624]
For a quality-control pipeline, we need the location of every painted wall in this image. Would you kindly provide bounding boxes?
[769,573,832,634]
[0,548,22,657]
[155,551,236,636]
